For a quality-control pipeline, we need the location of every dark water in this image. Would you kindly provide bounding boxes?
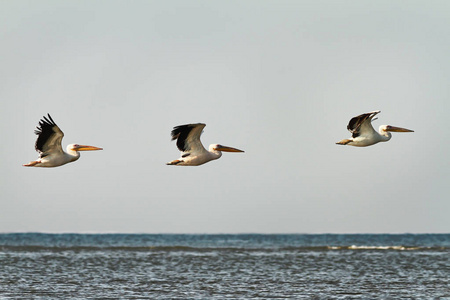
[0,233,448,299]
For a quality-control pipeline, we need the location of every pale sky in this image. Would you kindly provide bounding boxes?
[1,0,449,233]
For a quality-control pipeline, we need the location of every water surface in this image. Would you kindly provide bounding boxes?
[0,233,448,299]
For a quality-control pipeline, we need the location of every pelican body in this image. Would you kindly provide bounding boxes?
[167,123,244,166]
[23,114,102,167]
[336,110,414,147]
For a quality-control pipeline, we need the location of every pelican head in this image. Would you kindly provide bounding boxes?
[211,144,244,153]
[69,144,103,152]
[378,125,414,142]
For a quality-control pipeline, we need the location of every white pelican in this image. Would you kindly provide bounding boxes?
[336,110,414,147]
[23,114,103,167]
[167,123,244,166]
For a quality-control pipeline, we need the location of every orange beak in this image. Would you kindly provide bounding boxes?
[72,145,103,151]
[385,126,414,133]
[214,145,245,152]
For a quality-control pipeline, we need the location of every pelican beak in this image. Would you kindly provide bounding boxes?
[72,145,103,151]
[215,145,245,153]
[386,126,414,133]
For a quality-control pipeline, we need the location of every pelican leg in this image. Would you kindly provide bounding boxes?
[23,160,40,167]
[336,139,352,145]
[166,159,183,165]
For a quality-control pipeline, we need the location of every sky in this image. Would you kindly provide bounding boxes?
[1,0,449,234]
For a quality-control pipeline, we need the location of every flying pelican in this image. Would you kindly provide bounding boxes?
[167,123,244,166]
[23,114,103,167]
[336,110,414,147]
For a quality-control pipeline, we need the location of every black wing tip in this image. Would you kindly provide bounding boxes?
[169,123,205,152]
[39,113,56,125]
[347,110,380,132]
[34,113,57,135]
[42,113,55,125]
[170,123,205,140]
[355,110,381,119]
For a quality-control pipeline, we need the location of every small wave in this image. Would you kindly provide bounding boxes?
[348,245,416,250]
[0,245,207,253]
[329,245,432,251]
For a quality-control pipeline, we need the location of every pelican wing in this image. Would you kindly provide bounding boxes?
[34,114,64,157]
[170,123,207,154]
[347,111,380,138]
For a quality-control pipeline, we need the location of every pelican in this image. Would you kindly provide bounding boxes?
[336,110,414,147]
[167,123,244,166]
[23,114,103,167]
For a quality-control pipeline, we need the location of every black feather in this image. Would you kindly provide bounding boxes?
[347,112,378,138]
[170,124,197,152]
[34,113,58,152]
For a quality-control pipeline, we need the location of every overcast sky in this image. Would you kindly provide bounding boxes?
[1,0,449,233]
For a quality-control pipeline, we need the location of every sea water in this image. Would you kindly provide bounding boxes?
[0,233,448,299]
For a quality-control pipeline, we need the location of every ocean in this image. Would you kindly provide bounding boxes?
[0,233,448,299]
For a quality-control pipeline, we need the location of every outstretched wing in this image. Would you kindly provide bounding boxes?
[170,123,207,154]
[34,114,64,157]
[347,110,380,138]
